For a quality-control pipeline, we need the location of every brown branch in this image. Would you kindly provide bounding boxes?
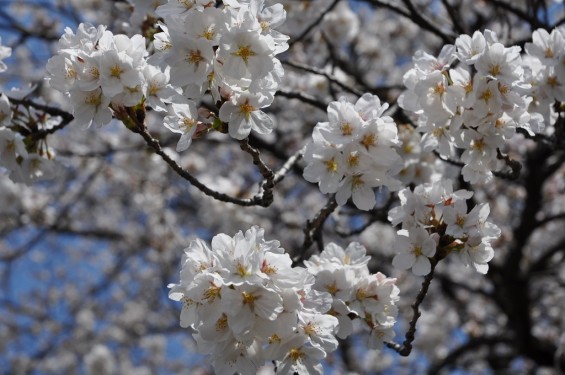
[239,138,275,206]
[364,0,455,44]
[136,127,274,207]
[386,257,438,356]
[272,144,306,185]
[275,89,328,111]
[494,149,522,180]
[281,60,364,97]
[297,195,338,262]
[440,0,466,35]
[484,0,547,30]
[8,97,74,139]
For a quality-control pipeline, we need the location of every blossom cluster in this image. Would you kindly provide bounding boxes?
[151,0,288,143]
[46,23,158,128]
[45,0,289,150]
[303,94,403,211]
[523,27,565,125]
[399,29,549,184]
[0,39,59,184]
[304,242,400,349]
[168,226,399,375]
[388,180,501,275]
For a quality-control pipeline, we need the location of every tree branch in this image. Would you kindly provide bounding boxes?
[386,257,438,356]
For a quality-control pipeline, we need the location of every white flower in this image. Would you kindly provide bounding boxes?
[182,7,226,45]
[218,30,275,80]
[303,141,345,194]
[163,100,199,151]
[413,44,455,73]
[368,325,395,350]
[9,154,59,184]
[143,65,179,112]
[98,49,142,98]
[0,94,12,127]
[392,227,438,276]
[443,199,470,238]
[336,173,378,210]
[70,88,113,128]
[167,37,214,88]
[318,98,363,145]
[475,42,522,83]
[321,1,360,44]
[298,312,339,352]
[311,268,356,301]
[207,336,261,375]
[218,91,274,139]
[222,282,283,338]
[46,54,78,92]
[455,31,486,64]
[525,28,564,66]
[458,236,495,274]
[273,335,325,375]
[0,128,27,170]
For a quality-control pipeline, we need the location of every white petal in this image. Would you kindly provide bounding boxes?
[392,252,415,270]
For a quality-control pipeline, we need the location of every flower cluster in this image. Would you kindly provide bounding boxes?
[304,242,399,349]
[152,0,288,142]
[388,180,501,275]
[1,39,59,184]
[523,27,565,125]
[303,94,403,211]
[168,227,398,375]
[399,29,546,184]
[46,23,170,128]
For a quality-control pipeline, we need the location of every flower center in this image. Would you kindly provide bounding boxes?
[233,45,256,64]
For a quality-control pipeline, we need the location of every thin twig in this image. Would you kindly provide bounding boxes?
[282,60,364,97]
[484,0,547,30]
[297,195,339,262]
[272,144,306,185]
[386,258,438,356]
[137,128,273,207]
[8,97,74,138]
[239,138,275,205]
[275,89,328,111]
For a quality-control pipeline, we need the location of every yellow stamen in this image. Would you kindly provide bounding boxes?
[233,45,256,64]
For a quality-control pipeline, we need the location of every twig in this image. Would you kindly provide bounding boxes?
[137,128,274,207]
[494,148,522,180]
[275,89,328,111]
[297,195,338,262]
[8,97,74,138]
[281,60,364,97]
[386,258,438,356]
[239,138,275,205]
[484,0,547,30]
[272,144,306,185]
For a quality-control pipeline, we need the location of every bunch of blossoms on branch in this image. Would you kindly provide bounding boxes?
[303,94,403,211]
[388,180,501,275]
[0,40,59,184]
[150,0,288,144]
[399,29,545,184]
[168,226,399,375]
[523,26,565,125]
[45,23,166,128]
